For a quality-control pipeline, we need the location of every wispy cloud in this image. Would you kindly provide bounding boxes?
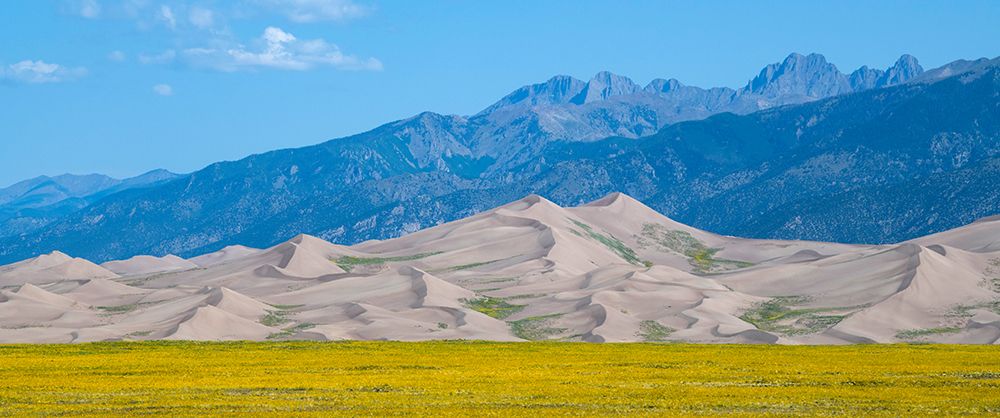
[181,26,382,72]
[152,84,174,96]
[108,50,127,62]
[59,1,381,74]
[1,60,87,84]
[139,49,177,65]
[255,0,370,22]
[158,4,177,29]
[79,1,370,28]
[65,0,101,18]
[188,6,214,29]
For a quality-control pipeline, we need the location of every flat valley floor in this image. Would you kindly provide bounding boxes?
[0,342,997,416]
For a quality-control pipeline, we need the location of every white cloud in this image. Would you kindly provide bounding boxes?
[61,0,100,18]
[75,0,101,18]
[139,49,177,64]
[158,4,177,29]
[256,0,369,22]
[66,0,372,26]
[182,26,382,72]
[188,7,214,29]
[1,60,87,84]
[108,50,127,62]
[152,84,174,96]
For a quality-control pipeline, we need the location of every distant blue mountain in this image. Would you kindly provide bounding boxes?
[0,170,181,237]
[0,53,996,264]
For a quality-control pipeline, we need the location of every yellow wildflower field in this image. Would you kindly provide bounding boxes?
[0,342,997,416]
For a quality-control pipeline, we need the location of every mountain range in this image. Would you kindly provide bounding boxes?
[0,52,997,264]
[0,170,180,237]
[1,193,997,343]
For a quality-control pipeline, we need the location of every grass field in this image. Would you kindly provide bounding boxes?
[0,342,998,416]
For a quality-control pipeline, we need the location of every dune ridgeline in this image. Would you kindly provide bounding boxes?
[1,193,998,344]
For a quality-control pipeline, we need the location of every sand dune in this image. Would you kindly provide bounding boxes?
[909,215,1000,252]
[0,251,118,287]
[61,278,152,306]
[188,245,261,268]
[101,255,198,276]
[0,284,98,333]
[0,192,997,343]
[165,306,278,341]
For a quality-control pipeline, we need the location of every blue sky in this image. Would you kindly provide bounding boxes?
[2,0,999,186]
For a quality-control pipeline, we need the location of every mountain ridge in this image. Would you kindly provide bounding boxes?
[0,169,182,238]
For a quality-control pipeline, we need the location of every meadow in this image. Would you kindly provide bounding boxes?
[0,342,997,416]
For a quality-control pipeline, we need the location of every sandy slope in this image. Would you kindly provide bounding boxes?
[0,251,119,287]
[0,193,997,343]
[188,245,261,268]
[101,255,198,275]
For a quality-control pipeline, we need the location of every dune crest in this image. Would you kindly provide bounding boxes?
[101,255,198,276]
[0,251,118,287]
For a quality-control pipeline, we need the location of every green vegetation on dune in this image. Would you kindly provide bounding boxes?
[689,247,722,271]
[506,293,546,300]
[333,251,443,272]
[260,310,292,327]
[267,323,316,340]
[433,258,506,273]
[472,277,516,284]
[462,296,525,320]
[261,302,308,328]
[896,327,963,340]
[636,224,704,254]
[740,296,853,336]
[510,313,567,340]
[568,219,645,266]
[636,223,754,273]
[637,320,675,342]
[986,257,1000,292]
[946,260,1000,331]
[119,268,205,287]
[96,304,138,314]
[96,301,159,315]
[948,300,1000,320]
[267,303,304,310]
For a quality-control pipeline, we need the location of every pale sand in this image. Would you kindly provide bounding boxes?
[0,193,997,343]
[101,255,198,276]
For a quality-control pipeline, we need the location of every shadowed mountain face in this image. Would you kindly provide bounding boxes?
[0,54,996,264]
[1,193,998,344]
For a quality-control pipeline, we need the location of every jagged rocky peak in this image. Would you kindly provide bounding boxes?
[479,75,587,113]
[744,53,852,99]
[850,54,923,90]
[534,75,588,103]
[478,52,929,117]
[644,78,684,93]
[880,54,924,85]
[570,71,642,104]
[849,65,883,90]
[481,71,643,113]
